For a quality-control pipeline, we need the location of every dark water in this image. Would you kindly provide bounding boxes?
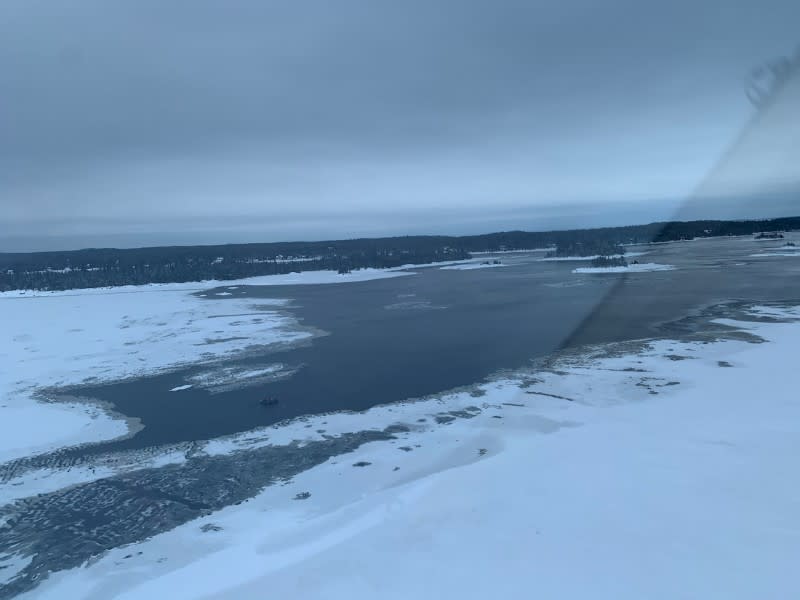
[72,236,800,452]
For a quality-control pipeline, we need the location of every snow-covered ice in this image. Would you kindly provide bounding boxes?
[169,385,193,392]
[187,363,297,393]
[21,305,800,600]
[439,262,505,271]
[0,286,310,462]
[0,399,128,468]
[573,262,675,273]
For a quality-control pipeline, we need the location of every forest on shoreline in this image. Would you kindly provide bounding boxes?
[2,216,798,292]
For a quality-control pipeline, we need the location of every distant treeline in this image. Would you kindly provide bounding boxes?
[546,239,625,258]
[590,256,628,268]
[2,216,798,292]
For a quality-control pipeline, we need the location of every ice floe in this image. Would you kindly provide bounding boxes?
[187,363,299,393]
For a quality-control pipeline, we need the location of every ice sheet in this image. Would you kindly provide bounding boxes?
[21,306,800,600]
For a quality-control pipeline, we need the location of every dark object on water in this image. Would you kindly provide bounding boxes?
[260,396,279,407]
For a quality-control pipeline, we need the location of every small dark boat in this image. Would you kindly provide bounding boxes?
[260,396,279,407]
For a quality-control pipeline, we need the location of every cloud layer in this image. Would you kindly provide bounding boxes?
[2,0,798,246]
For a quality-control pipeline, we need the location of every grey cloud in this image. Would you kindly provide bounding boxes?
[1,0,799,243]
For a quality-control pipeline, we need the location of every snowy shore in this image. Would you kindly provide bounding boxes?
[14,304,800,600]
[0,287,308,462]
[0,267,425,463]
[0,268,415,299]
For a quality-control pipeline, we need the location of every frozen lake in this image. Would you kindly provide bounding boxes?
[69,235,800,451]
[3,234,800,599]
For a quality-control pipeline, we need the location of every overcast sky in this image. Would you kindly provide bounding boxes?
[1,0,798,249]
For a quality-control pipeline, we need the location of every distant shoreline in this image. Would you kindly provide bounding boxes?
[2,215,798,293]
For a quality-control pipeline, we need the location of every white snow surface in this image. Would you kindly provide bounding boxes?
[439,262,506,271]
[187,363,296,393]
[0,286,309,462]
[21,306,800,600]
[573,262,675,273]
[169,385,193,392]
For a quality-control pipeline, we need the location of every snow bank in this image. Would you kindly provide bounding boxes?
[0,287,311,462]
[22,306,800,600]
[573,262,675,273]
